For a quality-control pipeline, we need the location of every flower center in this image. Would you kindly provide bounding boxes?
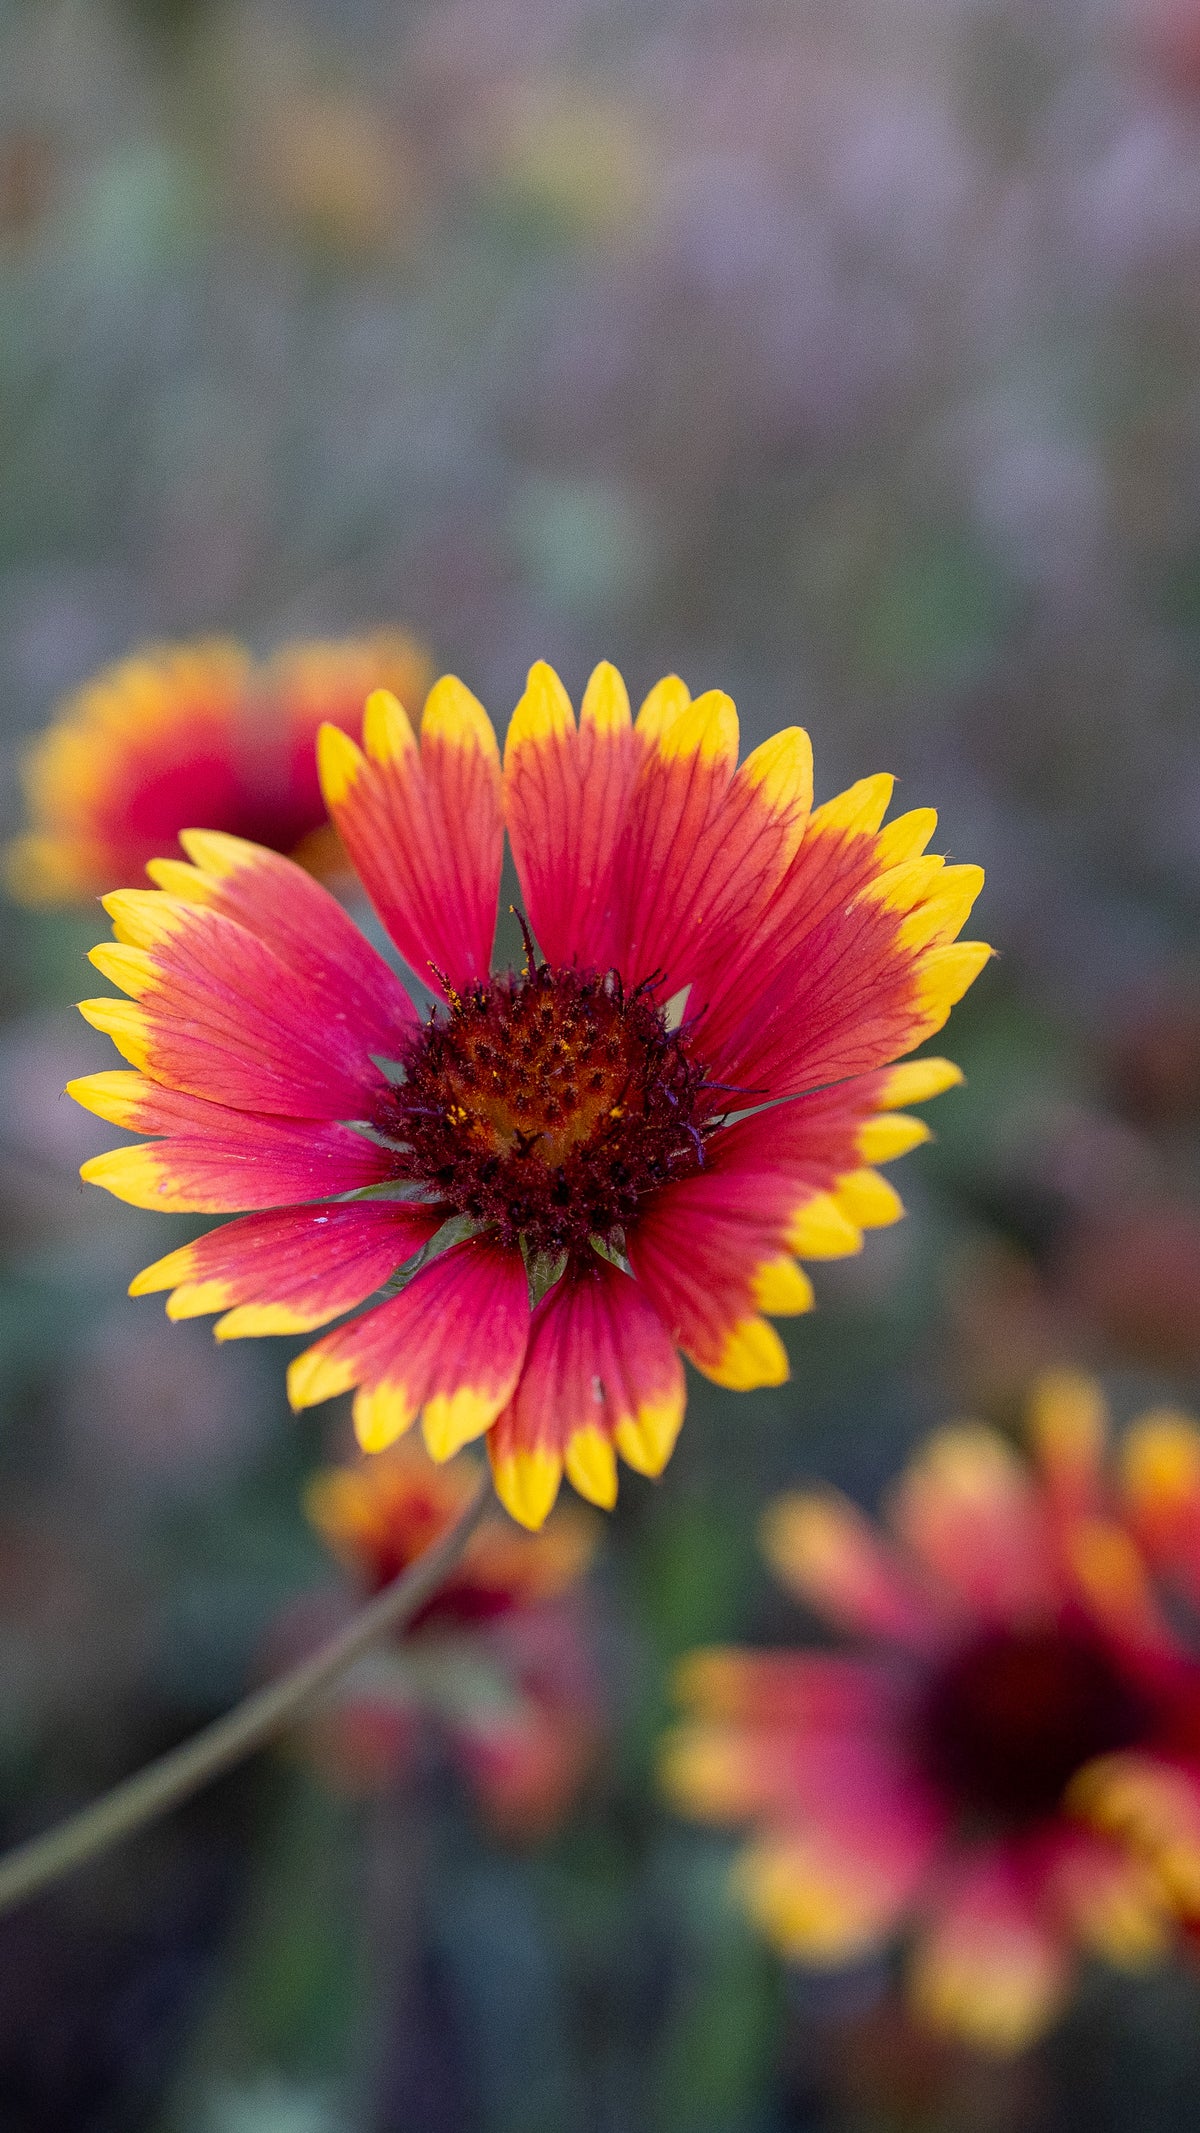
[914,1624,1149,1827]
[389,962,710,1254]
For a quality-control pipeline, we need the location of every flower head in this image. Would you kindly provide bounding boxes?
[70,660,988,1527]
[662,1374,1200,2053]
[306,1434,595,1630]
[302,1438,599,1837]
[6,631,431,900]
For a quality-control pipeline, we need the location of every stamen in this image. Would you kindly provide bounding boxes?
[512,907,540,972]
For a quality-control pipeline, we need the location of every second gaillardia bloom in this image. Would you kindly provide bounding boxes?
[661,1379,1200,2052]
[69,663,988,1527]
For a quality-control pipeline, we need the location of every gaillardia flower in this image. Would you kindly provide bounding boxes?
[6,630,431,900]
[300,1438,600,1838]
[662,1375,1200,2053]
[307,1434,596,1630]
[69,661,988,1527]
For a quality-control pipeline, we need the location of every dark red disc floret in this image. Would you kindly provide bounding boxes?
[381,962,713,1255]
[914,1623,1151,1828]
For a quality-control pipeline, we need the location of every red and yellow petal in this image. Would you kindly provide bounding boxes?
[509,656,818,998]
[702,1060,955,1259]
[873,1056,964,1108]
[660,1720,804,1824]
[1062,1515,1176,1658]
[236,629,434,881]
[664,1683,917,1834]
[626,1061,946,1390]
[690,771,904,1063]
[318,677,502,995]
[502,661,643,970]
[288,1236,531,1463]
[81,893,391,1118]
[1041,1825,1169,1967]
[486,1254,686,1528]
[69,1072,399,1210]
[593,676,815,998]
[887,1425,1058,1625]
[628,1174,797,1390]
[693,774,989,1104]
[760,1490,941,1650]
[672,1647,896,1731]
[1120,1406,1200,1584]
[142,830,418,1058]
[1070,1752,1200,1916]
[1026,1370,1110,1522]
[128,1200,442,1337]
[909,1847,1072,2053]
[733,1805,939,1968]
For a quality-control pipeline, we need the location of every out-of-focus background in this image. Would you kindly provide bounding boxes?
[3,0,1200,2126]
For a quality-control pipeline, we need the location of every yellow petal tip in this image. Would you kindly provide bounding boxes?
[491,1444,563,1529]
[614,1394,686,1476]
[288,1346,357,1411]
[317,721,366,808]
[422,675,499,760]
[353,1383,417,1452]
[879,1057,963,1108]
[421,1387,499,1462]
[833,1168,904,1229]
[702,1317,790,1392]
[363,688,414,764]
[751,1256,815,1317]
[786,1192,863,1260]
[564,1424,619,1509]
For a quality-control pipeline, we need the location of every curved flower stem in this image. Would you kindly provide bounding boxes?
[0,1469,491,1918]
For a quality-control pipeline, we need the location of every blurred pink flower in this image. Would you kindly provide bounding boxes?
[664,1376,1200,2051]
[296,1437,603,1842]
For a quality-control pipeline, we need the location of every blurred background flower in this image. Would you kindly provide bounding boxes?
[662,1376,1200,2055]
[296,1439,602,1842]
[5,630,431,898]
[3,0,1200,2125]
